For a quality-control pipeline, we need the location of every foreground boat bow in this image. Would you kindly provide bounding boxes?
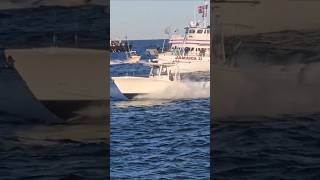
[4,47,108,119]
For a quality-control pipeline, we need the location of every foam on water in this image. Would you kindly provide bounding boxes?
[136,80,210,100]
[214,57,320,118]
[110,59,123,65]
[110,75,210,101]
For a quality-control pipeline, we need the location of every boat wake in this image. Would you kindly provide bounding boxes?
[135,80,210,100]
[112,80,209,108]
[214,61,320,119]
[72,104,107,120]
[110,59,149,65]
[110,59,123,65]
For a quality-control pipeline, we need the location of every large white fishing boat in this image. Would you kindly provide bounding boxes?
[154,1,210,73]
[112,62,181,99]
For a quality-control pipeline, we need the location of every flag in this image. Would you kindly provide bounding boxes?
[201,5,208,17]
[198,5,204,13]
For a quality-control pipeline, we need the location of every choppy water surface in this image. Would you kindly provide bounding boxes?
[0,5,108,180]
[110,40,210,179]
[214,115,320,179]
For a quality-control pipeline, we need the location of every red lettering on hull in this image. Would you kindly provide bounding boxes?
[175,56,199,60]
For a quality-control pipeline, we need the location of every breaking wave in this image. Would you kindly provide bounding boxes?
[110,59,150,66]
[135,80,210,100]
[214,57,320,118]
[110,59,123,65]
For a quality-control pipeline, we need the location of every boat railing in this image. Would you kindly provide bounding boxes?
[124,71,149,78]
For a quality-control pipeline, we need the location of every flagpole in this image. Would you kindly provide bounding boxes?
[193,1,196,22]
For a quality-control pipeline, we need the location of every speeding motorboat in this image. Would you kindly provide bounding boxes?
[112,62,181,99]
[123,36,141,64]
[124,50,141,64]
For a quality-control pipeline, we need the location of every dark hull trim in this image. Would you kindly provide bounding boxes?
[123,93,148,99]
[41,100,107,120]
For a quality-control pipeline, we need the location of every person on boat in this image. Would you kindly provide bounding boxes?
[199,48,205,57]
[6,55,15,69]
[185,47,190,55]
[169,70,174,81]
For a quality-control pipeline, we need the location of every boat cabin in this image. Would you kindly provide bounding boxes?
[149,63,180,81]
[167,22,210,57]
[129,50,139,56]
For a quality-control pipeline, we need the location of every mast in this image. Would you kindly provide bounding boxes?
[125,36,130,58]
[213,0,260,64]
[213,1,225,64]
[203,0,209,27]
[193,1,196,22]
[74,8,79,47]
[53,7,57,47]
[162,39,165,53]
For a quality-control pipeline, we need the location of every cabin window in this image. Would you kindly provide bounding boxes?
[189,29,195,33]
[161,67,168,75]
[207,29,210,34]
[197,30,203,34]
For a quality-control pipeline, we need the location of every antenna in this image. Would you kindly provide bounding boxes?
[74,8,79,47]
[162,39,166,53]
[52,7,57,47]
[125,36,130,59]
[193,1,196,21]
[53,32,57,47]
[163,26,172,53]
[126,35,130,51]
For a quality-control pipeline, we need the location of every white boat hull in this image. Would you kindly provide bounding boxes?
[157,53,210,73]
[4,47,108,119]
[0,68,60,122]
[5,47,108,101]
[112,76,179,99]
[124,55,141,64]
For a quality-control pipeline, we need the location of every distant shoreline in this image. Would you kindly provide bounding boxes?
[111,38,169,41]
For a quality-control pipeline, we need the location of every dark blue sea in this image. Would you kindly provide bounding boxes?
[0,5,108,180]
[110,40,210,179]
[214,116,320,179]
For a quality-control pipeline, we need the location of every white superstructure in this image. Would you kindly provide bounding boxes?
[155,1,210,73]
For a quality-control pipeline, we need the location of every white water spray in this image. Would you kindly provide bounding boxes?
[214,59,320,118]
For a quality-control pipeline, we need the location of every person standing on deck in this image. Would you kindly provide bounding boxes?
[6,56,15,69]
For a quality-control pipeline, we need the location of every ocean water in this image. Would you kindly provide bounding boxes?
[214,116,320,179]
[213,30,320,179]
[0,5,108,179]
[110,40,210,179]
